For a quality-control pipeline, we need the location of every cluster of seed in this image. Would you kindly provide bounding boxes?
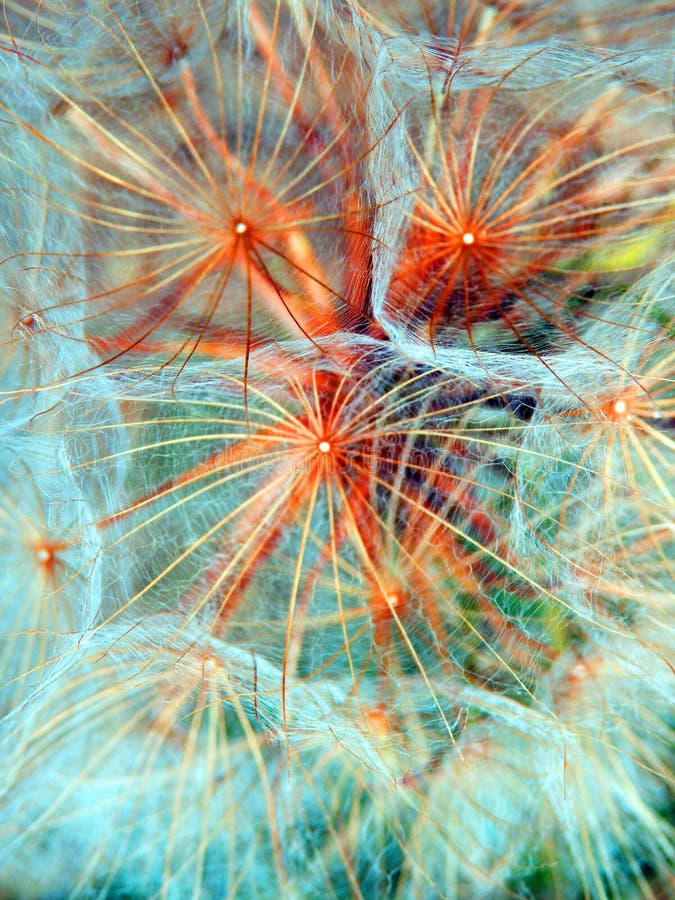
[0,2,673,897]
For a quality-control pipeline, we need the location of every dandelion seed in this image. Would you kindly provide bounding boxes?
[1,0,379,381]
[371,45,674,381]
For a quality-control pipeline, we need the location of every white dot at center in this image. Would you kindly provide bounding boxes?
[462,232,475,245]
[318,441,331,454]
[234,221,247,235]
[613,399,627,415]
[37,548,52,563]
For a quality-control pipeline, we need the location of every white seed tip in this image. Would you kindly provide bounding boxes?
[318,441,331,454]
[613,399,627,415]
[234,221,247,235]
[462,232,475,245]
[36,548,52,563]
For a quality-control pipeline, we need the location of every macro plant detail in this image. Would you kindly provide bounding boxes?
[0,436,102,714]
[0,2,673,899]
[2,0,374,379]
[366,35,673,376]
[384,65,671,356]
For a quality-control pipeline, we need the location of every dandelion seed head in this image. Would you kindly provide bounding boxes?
[1,4,673,897]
